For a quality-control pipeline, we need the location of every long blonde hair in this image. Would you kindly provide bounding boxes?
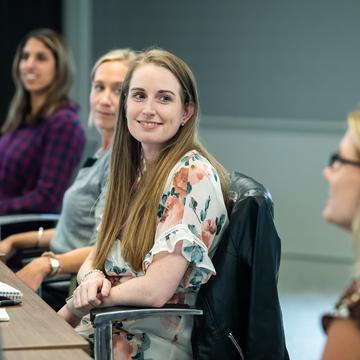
[94,48,230,271]
[2,28,75,134]
[88,48,136,126]
[348,112,360,276]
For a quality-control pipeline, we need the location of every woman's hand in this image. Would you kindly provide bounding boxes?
[16,257,51,291]
[58,303,82,328]
[72,272,112,313]
[0,236,15,258]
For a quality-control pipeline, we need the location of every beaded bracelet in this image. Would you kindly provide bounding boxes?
[80,269,105,283]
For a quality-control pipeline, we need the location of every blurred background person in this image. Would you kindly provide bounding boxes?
[321,111,360,359]
[0,28,86,216]
[2,49,136,309]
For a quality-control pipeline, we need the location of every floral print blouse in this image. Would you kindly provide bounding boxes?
[105,150,229,359]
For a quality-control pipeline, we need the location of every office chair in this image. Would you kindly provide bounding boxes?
[90,172,288,360]
[0,213,74,311]
[0,213,60,269]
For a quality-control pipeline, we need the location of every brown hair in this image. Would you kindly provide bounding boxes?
[2,28,75,133]
[94,48,230,271]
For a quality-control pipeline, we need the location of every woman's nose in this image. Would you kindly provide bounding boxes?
[323,166,331,181]
[142,99,155,115]
[23,56,35,68]
[99,90,112,105]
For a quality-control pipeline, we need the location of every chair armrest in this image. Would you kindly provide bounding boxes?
[91,303,203,325]
[0,213,60,226]
[0,214,60,270]
[90,304,203,360]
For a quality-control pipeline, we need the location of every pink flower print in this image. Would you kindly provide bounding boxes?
[201,219,217,247]
[113,330,149,359]
[161,196,184,228]
[173,167,189,197]
[188,162,211,186]
[112,331,134,360]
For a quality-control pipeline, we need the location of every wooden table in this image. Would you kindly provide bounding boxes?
[4,348,92,360]
[0,261,88,352]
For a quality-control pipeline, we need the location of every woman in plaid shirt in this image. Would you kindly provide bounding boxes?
[0,28,86,215]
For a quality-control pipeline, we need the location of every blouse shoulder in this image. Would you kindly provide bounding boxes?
[322,279,360,333]
[47,101,81,125]
[168,150,221,184]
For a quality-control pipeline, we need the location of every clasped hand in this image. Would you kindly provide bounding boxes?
[72,273,112,313]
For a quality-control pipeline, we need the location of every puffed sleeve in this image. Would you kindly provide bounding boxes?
[143,152,228,289]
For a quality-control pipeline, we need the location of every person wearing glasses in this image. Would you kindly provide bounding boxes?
[321,110,360,359]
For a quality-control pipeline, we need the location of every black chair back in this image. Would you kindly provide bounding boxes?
[192,172,289,360]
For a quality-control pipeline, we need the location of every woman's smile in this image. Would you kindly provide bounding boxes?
[137,120,163,129]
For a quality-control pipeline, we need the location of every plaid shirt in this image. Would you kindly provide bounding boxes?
[0,102,86,215]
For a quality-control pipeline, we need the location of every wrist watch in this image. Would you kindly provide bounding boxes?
[48,257,61,277]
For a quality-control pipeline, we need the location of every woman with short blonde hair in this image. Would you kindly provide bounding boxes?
[321,110,360,359]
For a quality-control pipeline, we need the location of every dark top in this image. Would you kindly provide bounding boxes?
[0,101,86,214]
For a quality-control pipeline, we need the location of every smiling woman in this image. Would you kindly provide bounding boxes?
[59,49,230,359]
[19,38,56,98]
[0,28,86,216]
[322,126,360,230]
[321,110,360,359]
[126,63,194,164]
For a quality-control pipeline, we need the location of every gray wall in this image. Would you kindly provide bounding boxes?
[90,0,360,121]
[200,116,352,260]
[64,0,359,261]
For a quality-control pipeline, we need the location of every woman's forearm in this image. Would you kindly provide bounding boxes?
[102,276,162,308]
[58,247,92,274]
[6,228,54,250]
[101,252,188,308]
[77,247,96,283]
[58,304,82,328]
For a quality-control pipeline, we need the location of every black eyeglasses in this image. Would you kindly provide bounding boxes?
[329,152,360,169]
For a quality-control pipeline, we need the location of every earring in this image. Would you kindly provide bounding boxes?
[181,122,185,127]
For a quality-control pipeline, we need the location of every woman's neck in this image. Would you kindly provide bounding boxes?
[30,93,46,116]
[142,145,160,171]
[100,130,114,150]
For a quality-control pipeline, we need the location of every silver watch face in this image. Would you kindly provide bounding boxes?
[49,257,60,271]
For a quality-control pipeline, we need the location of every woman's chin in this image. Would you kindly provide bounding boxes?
[322,208,352,231]
[322,205,332,222]
[322,206,339,226]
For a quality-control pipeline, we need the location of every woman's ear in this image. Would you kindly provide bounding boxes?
[181,102,195,125]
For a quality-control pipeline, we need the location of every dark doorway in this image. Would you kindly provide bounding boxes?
[0,0,62,127]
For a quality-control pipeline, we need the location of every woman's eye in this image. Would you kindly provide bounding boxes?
[132,92,145,100]
[20,52,29,60]
[36,53,47,61]
[93,84,104,92]
[114,87,122,95]
[159,95,172,103]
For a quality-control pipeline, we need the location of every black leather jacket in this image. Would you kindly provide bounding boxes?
[192,172,289,360]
